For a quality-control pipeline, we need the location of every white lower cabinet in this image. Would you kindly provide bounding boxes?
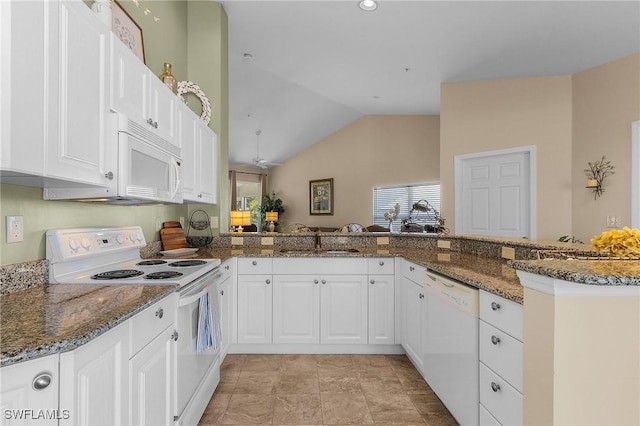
[400,263,427,374]
[130,326,175,426]
[218,259,235,358]
[479,290,523,425]
[0,354,60,426]
[272,275,320,344]
[320,275,368,344]
[237,274,273,344]
[368,274,395,345]
[59,321,129,426]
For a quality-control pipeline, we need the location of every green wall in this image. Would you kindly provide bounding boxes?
[0,1,228,265]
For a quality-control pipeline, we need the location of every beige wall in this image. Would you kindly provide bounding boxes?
[0,1,228,265]
[571,53,640,243]
[440,75,574,240]
[268,115,440,228]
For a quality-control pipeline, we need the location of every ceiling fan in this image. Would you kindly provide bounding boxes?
[252,130,280,169]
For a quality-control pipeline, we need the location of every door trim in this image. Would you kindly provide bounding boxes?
[454,145,537,239]
[632,120,640,228]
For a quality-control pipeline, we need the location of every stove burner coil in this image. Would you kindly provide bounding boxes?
[144,271,184,280]
[91,270,144,280]
[168,260,207,268]
[137,260,168,266]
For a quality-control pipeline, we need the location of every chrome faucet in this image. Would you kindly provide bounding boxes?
[315,230,322,250]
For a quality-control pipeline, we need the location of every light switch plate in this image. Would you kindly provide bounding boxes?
[210,216,219,228]
[501,246,516,260]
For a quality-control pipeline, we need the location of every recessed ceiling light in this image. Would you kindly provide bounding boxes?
[359,0,378,12]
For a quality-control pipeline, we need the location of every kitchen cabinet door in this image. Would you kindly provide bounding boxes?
[218,259,234,358]
[59,321,129,426]
[130,326,175,426]
[237,274,272,344]
[320,275,368,344]
[401,274,425,374]
[182,112,218,204]
[273,275,320,344]
[0,354,60,426]
[46,0,115,187]
[110,34,177,148]
[368,274,395,344]
[196,124,218,204]
[179,102,198,201]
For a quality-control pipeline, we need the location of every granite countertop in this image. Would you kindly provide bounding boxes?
[1,284,177,366]
[509,258,640,285]
[190,246,525,304]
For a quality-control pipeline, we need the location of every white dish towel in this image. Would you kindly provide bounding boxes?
[196,286,221,353]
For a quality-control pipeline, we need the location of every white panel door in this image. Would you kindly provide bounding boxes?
[401,275,425,373]
[458,150,532,238]
[368,274,395,344]
[237,274,272,344]
[273,275,320,343]
[320,275,368,344]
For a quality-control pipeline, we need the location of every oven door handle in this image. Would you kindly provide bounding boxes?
[179,288,210,307]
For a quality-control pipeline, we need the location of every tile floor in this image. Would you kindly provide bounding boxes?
[198,354,458,425]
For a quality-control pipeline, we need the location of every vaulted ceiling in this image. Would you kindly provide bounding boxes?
[221,1,640,168]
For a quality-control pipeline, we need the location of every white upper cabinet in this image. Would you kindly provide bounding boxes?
[110,34,178,149]
[180,102,218,204]
[45,0,114,187]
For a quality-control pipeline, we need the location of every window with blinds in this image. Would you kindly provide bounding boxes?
[372,183,441,227]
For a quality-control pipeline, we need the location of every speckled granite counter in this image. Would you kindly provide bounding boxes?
[1,284,176,366]
[186,246,524,303]
[509,258,640,285]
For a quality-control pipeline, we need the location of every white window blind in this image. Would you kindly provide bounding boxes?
[373,183,441,227]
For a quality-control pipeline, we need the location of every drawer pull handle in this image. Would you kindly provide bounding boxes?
[171,330,179,341]
[491,301,501,311]
[266,279,271,285]
[252,260,258,266]
[426,273,437,281]
[370,279,375,285]
[379,261,384,266]
[409,266,415,271]
[155,308,164,319]
[32,373,52,390]
[491,335,501,345]
[491,382,501,392]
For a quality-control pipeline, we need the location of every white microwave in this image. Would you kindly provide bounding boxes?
[44,114,183,205]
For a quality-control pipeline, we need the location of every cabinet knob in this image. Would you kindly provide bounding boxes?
[419,293,424,299]
[155,308,164,319]
[379,261,384,266]
[314,279,319,284]
[252,260,258,266]
[225,265,230,271]
[266,279,271,285]
[104,171,114,180]
[198,194,203,198]
[321,279,326,285]
[147,118,154,126]
[370,279,375,285]
[32,373,52,390]
[409,266,415,271]
[220,290,224,296]
[171,330,179,341]
[491,382,501,392]
[491,301,501,311]
[491,335,501,345]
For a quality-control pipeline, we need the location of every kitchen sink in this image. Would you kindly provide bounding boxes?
[279,248,359,254]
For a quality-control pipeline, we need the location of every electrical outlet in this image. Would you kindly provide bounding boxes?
[6,216,24,243]
[210,216,219,228]
[606,215,621,228]
[155,218,162,231]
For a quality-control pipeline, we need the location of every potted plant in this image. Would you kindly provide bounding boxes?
[260,192,284,231]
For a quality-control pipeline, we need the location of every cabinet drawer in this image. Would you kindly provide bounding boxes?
[480,404,501,426]
[479,290,523,341]
[368,258,394,275]
[400,259,426,280]
[479,320,523,392]
[130,293,178,357]
[479,363,522,426]
[238,257,273,274]
[273,258,367,275]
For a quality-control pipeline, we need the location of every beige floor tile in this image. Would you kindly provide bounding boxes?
[234,370,280,394]
[199,392,232,425]
[276,372,320,394]
[242,354,283,372]
[358,376,405,395]
[407,393,441,415]
[320,392,373,425]
[281,354,320,372]
[364,392,425,424]
[220,394,275,424]
[319,375,361,394]
[272,394,323,425]
[352,354,390,368]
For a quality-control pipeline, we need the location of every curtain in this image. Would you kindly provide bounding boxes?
[229,170,237,211]
[260,173,267,202]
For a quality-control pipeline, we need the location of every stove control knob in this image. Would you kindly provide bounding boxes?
[136,232,143,242]
[81,238,92,250]
[115,235,124,244]
[129,234,137,243]
[69,239,80,252]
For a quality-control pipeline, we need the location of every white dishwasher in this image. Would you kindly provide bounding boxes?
[422,270,479,426]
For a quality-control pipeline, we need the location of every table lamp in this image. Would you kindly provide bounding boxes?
[230,211,244,232]
[266,211,278,232]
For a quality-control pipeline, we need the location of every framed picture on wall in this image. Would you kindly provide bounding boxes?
[310,178,334,215]
[112,0,146,64]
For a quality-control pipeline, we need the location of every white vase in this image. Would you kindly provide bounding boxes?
[91,0,112,29]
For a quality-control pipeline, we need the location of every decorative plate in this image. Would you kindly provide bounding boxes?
[177,81,211,125]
